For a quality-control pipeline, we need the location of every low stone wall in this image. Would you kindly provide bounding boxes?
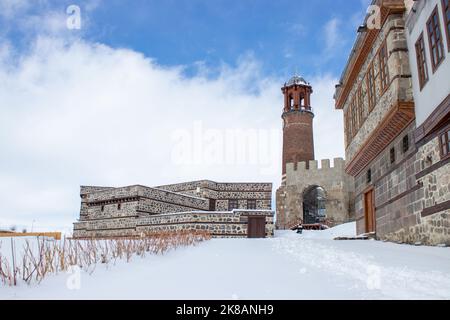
[137,210,275,238]
[74,210,275,239]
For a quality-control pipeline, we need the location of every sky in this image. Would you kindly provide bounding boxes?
[0,0,371,233]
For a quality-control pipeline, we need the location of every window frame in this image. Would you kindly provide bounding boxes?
[357,85,365,125]
[366,62,376,112]
[367,169,372,184]
[344,108,351,148]
[415,32,429,90]
[402,135,410,153]
[378,41,390,93]
[351,95,358,137]
[390,147,396,164]
[247,199,257,210]
[427,5,446,73]
[439,126,450,159]
[228,199,239,211]
[442,0,450,52]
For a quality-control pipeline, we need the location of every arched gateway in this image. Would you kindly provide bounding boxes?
[302,186,327,224]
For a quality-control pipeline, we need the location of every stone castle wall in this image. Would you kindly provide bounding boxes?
[276,158,355,229]
[137,210,274,238]
[74,210,275,239]
[73,181,274,239]
[379,133,450,245]
[353,119,450,246]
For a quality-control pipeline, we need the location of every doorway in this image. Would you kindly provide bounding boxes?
[303,186,327,224]
[364,189,376,233]
[247,216,266,238]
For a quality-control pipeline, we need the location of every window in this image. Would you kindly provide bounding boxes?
[367,169,372,184]
[366,63,376,112]
[379,42,389,92]
[402,135,410,153]
[357,86,365,125]
[228,199,239,211]
[415,33,429,90]
[344,108,351,147]
[440,127,450,158]
[442,0,450,51]
[351,97,358,137]
[118,203,121,210]
[390,147,396,164]
[427,6,445,72]
[247,200,257,210]
[101,205,105,212]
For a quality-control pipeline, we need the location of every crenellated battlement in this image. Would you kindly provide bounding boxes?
[286,157,345,172]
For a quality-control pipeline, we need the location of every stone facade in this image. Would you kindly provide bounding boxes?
[73,181,274,239]
[335,0,450,246]
[277,158,355,229]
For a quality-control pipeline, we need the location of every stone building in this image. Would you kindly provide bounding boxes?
[73,181,274,238]
[334,0,450,245]
[276,76,355,229]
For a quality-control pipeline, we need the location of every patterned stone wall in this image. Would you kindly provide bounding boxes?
[137,210,275,238]
[157,180,272,211]
[74,210,275,238]
[73,181,274,239]
[276,158,355,229]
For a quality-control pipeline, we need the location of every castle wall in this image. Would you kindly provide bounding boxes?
[137,210,274,238]
[378,131,449,245]
[73,181,274,239]
[74,210,274,239]
[276,158,355,229]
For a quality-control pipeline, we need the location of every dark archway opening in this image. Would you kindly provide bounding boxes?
[303,186,326,224]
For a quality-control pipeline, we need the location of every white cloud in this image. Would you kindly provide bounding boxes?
[0,36,344,232]
[324,18,341,53]
[0,0,30,19]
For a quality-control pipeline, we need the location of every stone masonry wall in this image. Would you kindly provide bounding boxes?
[137,210,274,238]
[344,14,413,162]
[74,210,275,238]
[276,158,355,229]
[354,123,450,246]
[74,181,274,239]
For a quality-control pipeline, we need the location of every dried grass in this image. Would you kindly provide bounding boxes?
[0,230,210,286]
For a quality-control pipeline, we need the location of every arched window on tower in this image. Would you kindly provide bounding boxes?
[299,94,305,109]
[289,95,294,110]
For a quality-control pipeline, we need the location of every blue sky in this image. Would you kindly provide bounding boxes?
[2,0,370,79]
[0,0,370,231]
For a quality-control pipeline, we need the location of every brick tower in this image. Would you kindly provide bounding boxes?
[281,75,315,184]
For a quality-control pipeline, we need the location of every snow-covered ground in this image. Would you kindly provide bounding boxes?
[1,223,449,300]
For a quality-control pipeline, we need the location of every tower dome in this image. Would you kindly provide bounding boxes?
[286,75,310,87]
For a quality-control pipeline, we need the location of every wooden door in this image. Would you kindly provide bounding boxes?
[248,216,266,238]
[209,199,216,211]
[364,189,376,233]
